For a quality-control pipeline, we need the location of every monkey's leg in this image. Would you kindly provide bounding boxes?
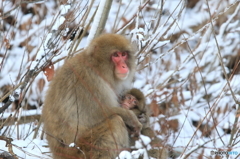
[79,115,129,159]
[46,133,85,159]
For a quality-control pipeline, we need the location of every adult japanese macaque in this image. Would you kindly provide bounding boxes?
[121,88,168,159]
[42,34,142,159]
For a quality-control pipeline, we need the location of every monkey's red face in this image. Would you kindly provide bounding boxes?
[112,51,129,80]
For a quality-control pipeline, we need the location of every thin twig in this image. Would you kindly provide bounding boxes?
[0,136,18,159]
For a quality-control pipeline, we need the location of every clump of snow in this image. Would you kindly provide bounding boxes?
[135,135,151,149]
[69,143,75,147]
[116,151,132,159]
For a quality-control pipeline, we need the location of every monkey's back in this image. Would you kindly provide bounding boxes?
[42,52,119,145]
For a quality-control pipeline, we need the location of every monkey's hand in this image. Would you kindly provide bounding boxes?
[138,113,147,124]
[110,107,142,137]
[125,110,142,137]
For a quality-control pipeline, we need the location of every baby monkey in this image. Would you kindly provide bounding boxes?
[121,88,150,129]
[121,88,155,138]
[121,88,168,159]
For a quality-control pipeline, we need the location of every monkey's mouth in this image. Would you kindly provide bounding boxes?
[116,72,129,80]
[122,103,131,109]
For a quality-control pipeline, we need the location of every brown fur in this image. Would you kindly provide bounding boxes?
[122,88,168,159]
[42,34,142,159]
[124,88,150,129]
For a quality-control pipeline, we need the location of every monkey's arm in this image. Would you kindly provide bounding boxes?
[130,108,149,128]
[108,107,142,136]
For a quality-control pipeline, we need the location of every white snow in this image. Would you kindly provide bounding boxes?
[1,0,240,158]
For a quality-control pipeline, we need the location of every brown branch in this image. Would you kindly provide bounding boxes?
[115,0,150,33]
[1,114,41,126]
[0,100,13,114]
[0,136,18,159]
[0,82,24,114]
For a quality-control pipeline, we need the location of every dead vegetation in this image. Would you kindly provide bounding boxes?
[1,0,240,158]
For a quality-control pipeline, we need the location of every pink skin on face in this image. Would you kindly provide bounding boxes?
[121,94,138,109]
[112,52,129,79]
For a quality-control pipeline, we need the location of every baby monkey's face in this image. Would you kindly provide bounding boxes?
[121,94,139,109]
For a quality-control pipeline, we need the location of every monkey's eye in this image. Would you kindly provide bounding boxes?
[122,52,127,56]
[113,52,119,57]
